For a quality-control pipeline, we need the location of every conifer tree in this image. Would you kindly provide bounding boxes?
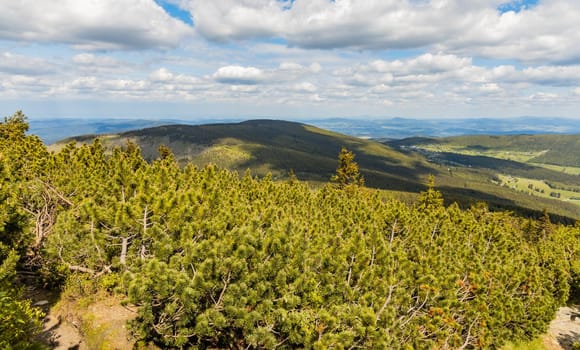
[331,147,364,188]
[417,175,444,210]
[0,112,44,348]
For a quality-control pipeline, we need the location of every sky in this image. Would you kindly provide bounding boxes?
[1,0,580,120]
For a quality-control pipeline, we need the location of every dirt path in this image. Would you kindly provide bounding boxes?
[25,282,136,350]
[39,294,137,350]
[40,311,85,350]
[545,306,580,350]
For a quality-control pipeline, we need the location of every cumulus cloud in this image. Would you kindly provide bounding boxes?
[527,92,560,102]
[184,0,580,64]
[70,53,136,75]
[0,52,57,75]
[446,2,580,64]
[368,53,472,76]
[73,54,120,67]
[0,0,192,50]
[150,68,176,82]
[292,82,318,93]
[520,66,580,86]
[336,53,475,88]
[186,0,455,49]
[213,65,266,85]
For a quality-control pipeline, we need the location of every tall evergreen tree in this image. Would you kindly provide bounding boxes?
[331,147,364,188]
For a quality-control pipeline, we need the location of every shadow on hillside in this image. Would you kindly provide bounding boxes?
[184,121,438,189]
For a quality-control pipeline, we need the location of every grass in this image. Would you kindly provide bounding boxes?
[501,337,547,350]
[418,143,542,163]
[498,174,580,207]
[534,163,580,175]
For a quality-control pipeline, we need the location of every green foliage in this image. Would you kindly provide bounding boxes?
[331,146,364,188]
[3,112,580,349]
[0,250,44,349]
[417,175,444,210]
[0,112,46,349]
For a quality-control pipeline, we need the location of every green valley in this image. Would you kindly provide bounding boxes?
[386,134,580,221]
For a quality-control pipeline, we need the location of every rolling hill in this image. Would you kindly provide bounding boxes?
[55,120,580,222]
[58,120,434,192]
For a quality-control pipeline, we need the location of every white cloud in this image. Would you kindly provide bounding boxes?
[479,83,502,93]
[521,66,580,86]
[446,2,580,64]
[309,63,322,73]
[309,94,325,102]
[230,85,259,93]
[184,0,580,64]
[71,53,135,75]
[187,0,457,49]
[73,54,120,67]
[367,53,472,76]
[150,68,175,82]
[336,53,474,88]
[213,65,266,85]
[1,0,580,120]
[0,52,57,75]
[279,62,305,71]
[292,82,318,93]
[527,92,560,102]
[0,0,192,50]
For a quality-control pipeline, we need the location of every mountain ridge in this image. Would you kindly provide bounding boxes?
[54,119,580,222]
[31,116,580,144]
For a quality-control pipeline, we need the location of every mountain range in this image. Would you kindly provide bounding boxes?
[30,116,580,144]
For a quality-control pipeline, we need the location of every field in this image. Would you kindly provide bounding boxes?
[497,174,580,206]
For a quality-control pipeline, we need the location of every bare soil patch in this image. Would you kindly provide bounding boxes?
[544,306,580,350]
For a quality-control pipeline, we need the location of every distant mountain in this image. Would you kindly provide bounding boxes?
[303,117,580,139]
[29,117,243,144]
[55,119,580,222]
[30,116,580,144]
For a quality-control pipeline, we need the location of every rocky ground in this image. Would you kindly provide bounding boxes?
[545,306,580,350]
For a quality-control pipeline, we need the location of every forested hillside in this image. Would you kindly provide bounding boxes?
[57,120,580,222]
[58,120,430,191]
[2,112,580,349]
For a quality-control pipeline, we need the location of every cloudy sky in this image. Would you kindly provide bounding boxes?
[1,0,580,120]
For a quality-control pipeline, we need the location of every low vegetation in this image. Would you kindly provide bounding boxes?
[2,111,580,348]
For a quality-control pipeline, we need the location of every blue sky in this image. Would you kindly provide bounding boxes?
[1,0,580,120]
